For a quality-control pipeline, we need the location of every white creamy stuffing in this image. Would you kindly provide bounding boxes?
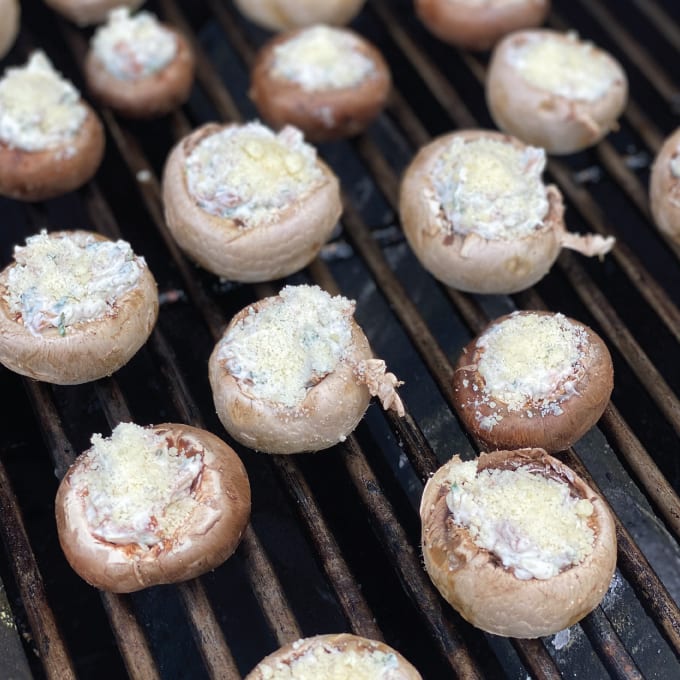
[466,312,587,427]
[5,230,145,336]
[256,640,400,679]
[271,25,376,92]
[0,52,86,151]
[432,137,548,239]
[445,460,594,579]
[220,285,354,409]
[508,32,620,101]
[185,122,323,224]
[77,423,202,547]
[92,8,178,81]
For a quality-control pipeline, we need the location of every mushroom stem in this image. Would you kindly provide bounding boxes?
[356,358,405,417]
[560,231,616,257]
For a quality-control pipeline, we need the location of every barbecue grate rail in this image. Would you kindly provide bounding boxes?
[0,0,679,678]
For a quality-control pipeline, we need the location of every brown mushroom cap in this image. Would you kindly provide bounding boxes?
[245,633,423,679]
[0,106,105,202]
[452,310,613,453]
[0,0,20,59]
[249,27,392,142]
[234,0,367,32]
[399,129,567,294]
[209,299,374,454]
[420,448,617,638]
[84,29,195,119]
[649,127,680,245]
[55,423,251,593]
[486,29,628,155]
[0,230,158,385]
[161,122,342,283]
[43,0,145,26]
[415,0,550,52]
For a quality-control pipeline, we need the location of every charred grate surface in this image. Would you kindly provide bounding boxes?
[0,0,679,678]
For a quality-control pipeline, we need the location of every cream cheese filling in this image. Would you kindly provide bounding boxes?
[445,461,594,580]
[432,137,548,239]
[220,285,354,409]
[0,51,87,151]
[271,25,376,92]
[92,8,177,81]
[256,639,401,679]
[5,230,145,337]
[473,312,586,423]
[78,423,202,547]
[508,32,620,101]
[185,122,323,224]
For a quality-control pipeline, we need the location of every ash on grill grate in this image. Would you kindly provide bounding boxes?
[0,0,679,678]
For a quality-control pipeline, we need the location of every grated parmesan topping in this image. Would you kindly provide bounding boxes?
[92,8,178,81]
[271,25,376,92]
[445,460,595,580]
[220,285,354,409]
[0,51,87,151]
[670,151,680,179]
[256,641,400,679]
[507,32,621,101]
[432,137,549,239]
[474,312,586,418]
[78,423,202,547]
[4,230,145,337]
[185,122,323,224]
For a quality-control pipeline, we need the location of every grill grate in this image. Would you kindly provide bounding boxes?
[0,0,679,678]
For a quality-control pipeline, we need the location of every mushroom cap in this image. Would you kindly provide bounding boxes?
[399,129,566,294]
[420,448,617,638]
[161,122,342,283]
[233,0,367,32]
[245,633,423,679]
[0,230,159,385]
[649,127,680,244]
[452,310,614,453]
[249,27,391,142]
[486,29,628,155]
[209,299,374,454]
[43,0,145,26]
[84,28,195,119]
[0,106,105,201]
[55,423,251,593]
[415,0,550,51]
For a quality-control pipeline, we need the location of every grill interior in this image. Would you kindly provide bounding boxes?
[1,0,679,678]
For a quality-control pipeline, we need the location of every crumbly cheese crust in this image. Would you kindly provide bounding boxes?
[75,423,202,547]
[470,312,587,427]
[0,51,87,151]
[271,26,376,92]
[4,231,145,337]
[92,8,178,81]
[445,460,594,580]
[185,122,323,224]
[220,285,355,409]
[256,639,401,679]
[431,137,548,239]
[507,32,620,101]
